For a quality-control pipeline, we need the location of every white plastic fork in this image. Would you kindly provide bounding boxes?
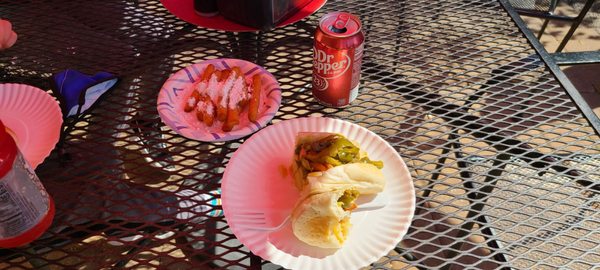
[232,193,389,232]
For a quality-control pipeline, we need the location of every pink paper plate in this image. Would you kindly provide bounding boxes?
[0,83,63,168]
[222,117,416,270]
[160,0,327,32]
[157,58,281,142]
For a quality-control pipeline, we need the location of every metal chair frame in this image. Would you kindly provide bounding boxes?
[512,0,600,65]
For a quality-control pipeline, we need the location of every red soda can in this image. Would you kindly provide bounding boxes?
[312,11,365,107]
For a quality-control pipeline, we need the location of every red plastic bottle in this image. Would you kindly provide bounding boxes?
[0,120,55,248]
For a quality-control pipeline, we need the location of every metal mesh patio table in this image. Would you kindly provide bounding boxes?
[0,0,598,269]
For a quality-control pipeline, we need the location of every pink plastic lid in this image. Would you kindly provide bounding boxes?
[319,11,362,38]
[0,120,17,178]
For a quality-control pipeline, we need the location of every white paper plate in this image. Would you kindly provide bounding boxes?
[222,117,415,270]
[157,58,281,142]
[0,83,63,168]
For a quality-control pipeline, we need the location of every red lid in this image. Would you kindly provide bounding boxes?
[318,11,362,38]
[0,120,17,178]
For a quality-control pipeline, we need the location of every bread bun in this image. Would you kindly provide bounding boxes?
[305,163,385,196]
[291,190,352,249]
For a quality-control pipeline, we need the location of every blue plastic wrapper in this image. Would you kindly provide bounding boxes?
[51,69,118,117]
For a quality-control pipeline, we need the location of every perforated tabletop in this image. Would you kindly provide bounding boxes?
[1,0,599,269]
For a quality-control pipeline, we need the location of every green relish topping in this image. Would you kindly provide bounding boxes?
[295,134,384,172]
[337,189,360,211]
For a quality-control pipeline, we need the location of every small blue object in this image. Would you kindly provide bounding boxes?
[51,69,119,117]
[176,188,223,220]
[206,189,223,217]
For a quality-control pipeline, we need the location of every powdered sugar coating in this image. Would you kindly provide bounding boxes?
[195,81,208,93]
[228,76,247,108]
[205,100,215,115]
[219,73,237,107]
[196,99,215,114]
[187,96,197,108]
[205,74,221,101]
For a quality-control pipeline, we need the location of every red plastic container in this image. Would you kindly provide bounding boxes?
[312,11,365,107]
[0,120,55,248]
[217,0,313,30]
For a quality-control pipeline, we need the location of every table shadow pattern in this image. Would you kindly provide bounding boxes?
[1,0,599,269]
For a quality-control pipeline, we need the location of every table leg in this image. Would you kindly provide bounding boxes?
[441,152,512,269]
[555,0,597,52]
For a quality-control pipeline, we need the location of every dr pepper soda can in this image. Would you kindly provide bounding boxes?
[312,11,365,107]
